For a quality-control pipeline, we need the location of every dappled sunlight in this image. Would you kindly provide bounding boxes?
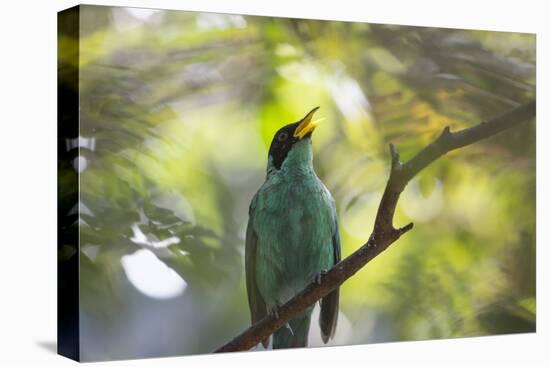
[325,67,371,123]
[196,13,247,31]
[112,8,162,32]
[401,177,444,223]
[121,249,188,299]
[61,5,535,359]
[130,223,181,249]
[341,190,382,240]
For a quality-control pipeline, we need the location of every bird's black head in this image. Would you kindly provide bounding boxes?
[268,107,321,170]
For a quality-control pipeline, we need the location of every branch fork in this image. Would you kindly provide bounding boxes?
[215,101,535,353]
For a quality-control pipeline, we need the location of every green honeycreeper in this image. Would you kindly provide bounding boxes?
[245,107,341,349]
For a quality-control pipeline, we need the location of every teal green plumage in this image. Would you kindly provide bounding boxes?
[245,108,340,349]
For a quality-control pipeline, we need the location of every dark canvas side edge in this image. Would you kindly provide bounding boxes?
[57,5,80,362]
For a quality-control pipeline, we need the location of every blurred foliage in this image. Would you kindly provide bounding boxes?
[59,5,535,361]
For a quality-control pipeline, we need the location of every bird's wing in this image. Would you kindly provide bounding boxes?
[319,197,341,343]
[245,195,269,347]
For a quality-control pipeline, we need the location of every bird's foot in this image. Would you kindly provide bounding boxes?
[285,323,294,336]
[268,305,280,320]
[314,269,329,285]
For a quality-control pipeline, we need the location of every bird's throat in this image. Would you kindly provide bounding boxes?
[275,139,314,176]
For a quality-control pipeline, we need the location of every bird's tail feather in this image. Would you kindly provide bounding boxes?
[273,310,312,349]
[320,288,339,343]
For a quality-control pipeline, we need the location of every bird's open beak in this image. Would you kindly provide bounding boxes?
[294,106,323,139]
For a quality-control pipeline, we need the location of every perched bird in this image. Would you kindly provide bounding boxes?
[245,107,341,349]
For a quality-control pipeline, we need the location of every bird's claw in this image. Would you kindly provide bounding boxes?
[268,306,280,320]
[314,270,328,285]
[285,322,294,336]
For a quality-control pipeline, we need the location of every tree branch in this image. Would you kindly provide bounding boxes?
[215,100,536,353]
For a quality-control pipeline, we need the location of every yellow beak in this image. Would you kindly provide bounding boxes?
[293,107,323,139]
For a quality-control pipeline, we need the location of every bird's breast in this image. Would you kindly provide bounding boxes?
[253,173,335,305]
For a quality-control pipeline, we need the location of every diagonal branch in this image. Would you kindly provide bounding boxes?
[215,100,536,353]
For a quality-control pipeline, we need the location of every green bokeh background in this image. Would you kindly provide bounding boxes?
[59,5,535,361]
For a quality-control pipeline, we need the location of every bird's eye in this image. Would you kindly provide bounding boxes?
[278,132,288,142]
